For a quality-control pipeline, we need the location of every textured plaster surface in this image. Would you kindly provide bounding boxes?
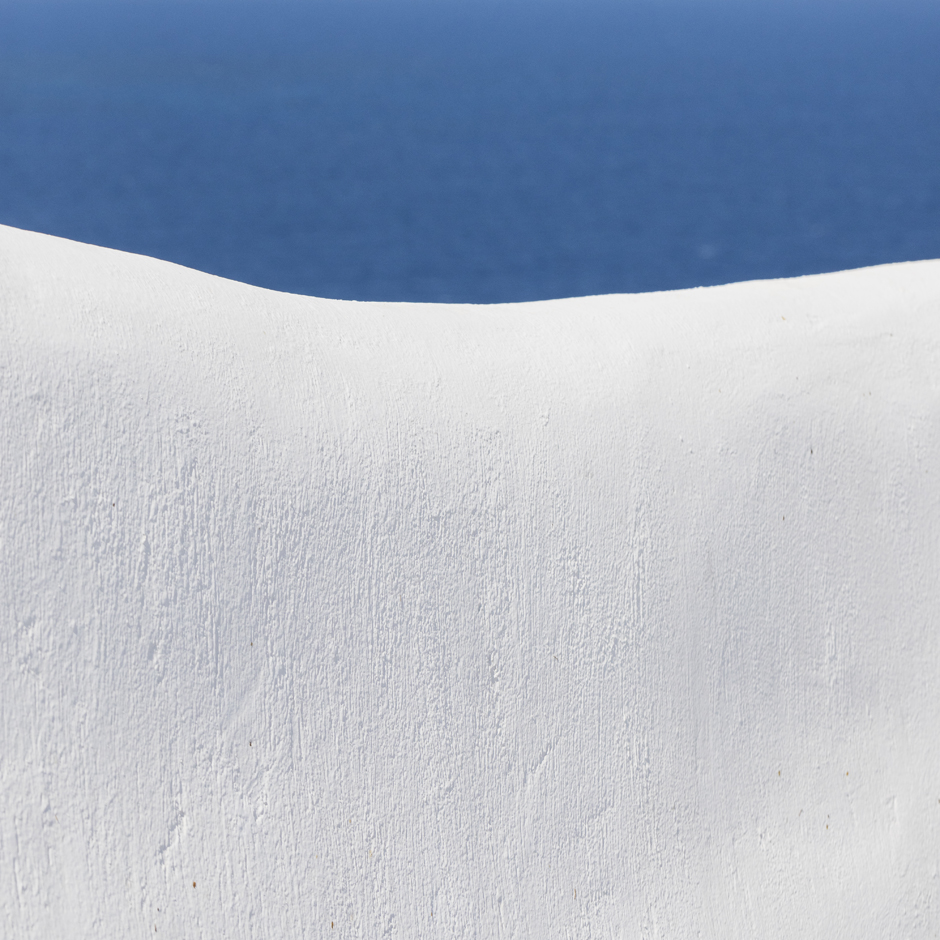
[3,224,940,937]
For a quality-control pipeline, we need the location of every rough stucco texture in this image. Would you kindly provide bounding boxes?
[3,224,940,938]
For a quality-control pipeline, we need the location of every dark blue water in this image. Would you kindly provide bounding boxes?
[1,0,939,302]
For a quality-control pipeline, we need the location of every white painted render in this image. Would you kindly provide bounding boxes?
[2,223,940,938]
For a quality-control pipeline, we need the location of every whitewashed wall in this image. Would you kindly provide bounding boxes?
[3,224,940,938]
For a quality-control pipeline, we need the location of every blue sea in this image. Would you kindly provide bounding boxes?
[1,0,938,303]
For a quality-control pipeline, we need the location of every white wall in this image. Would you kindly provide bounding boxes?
[3,224,940,938]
